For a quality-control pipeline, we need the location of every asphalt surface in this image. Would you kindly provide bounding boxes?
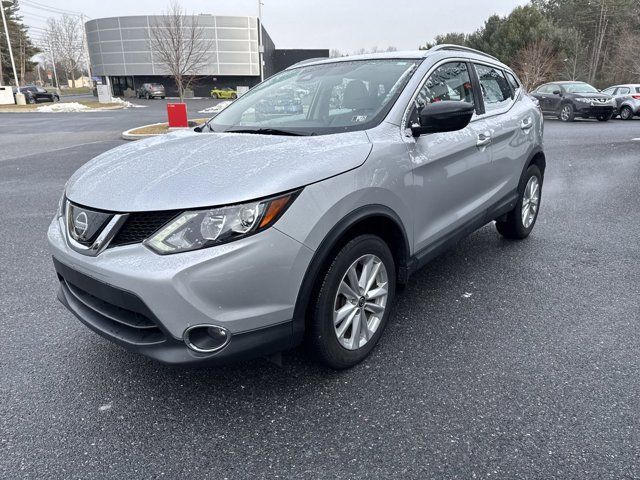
[1,103,639,479]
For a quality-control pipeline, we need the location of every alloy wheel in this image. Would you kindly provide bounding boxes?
[333,254,389,350]
[521,176,540,228]
[560,105,571,121]
[620,107,632,120]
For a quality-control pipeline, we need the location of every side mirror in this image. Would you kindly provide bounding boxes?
[411,101,475,137]
[553,90,562,95]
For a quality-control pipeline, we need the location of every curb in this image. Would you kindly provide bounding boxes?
[122,123,167,140]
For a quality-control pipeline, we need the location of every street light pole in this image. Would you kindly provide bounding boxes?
[0,0,21,93]
[257,0,264,82]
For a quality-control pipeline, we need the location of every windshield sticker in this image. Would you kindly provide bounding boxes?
[352,115,368,123]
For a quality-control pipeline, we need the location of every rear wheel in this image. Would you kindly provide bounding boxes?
[620,106,633,120]
[308,235,396,369]
[496,165,542,240]
[211,93,218,99]
[145,92,150,100]
[559,104,575,122]
[231,93,237,99]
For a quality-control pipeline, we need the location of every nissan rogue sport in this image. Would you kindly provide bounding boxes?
[48,45,545,369]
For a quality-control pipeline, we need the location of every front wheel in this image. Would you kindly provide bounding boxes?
[308,235,396,369]
[145,93,150,100]
[559,104,575,122]
[496,164,542,240]
[231,93,237,99]
[211,93,218,99]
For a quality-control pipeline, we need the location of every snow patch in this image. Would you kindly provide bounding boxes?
[98,403,112,412]
[109,97,146,108]
[37,102,90,113]
[198,101,232,114]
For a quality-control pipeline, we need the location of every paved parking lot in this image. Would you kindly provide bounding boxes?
[1,106,639,479]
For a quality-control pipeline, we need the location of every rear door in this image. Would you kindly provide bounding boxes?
[473,63,534,202]
[403,60,493,252]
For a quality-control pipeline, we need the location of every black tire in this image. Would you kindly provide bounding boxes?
[231,93,237,99]
[27,96,35,104]
[211,93,218,99]
[620,106,633,120]
[558,103,575,122]
[161,96,165,99]
[596,113,612,122]
[145,93,150,100]
[496,164,543,240]
[308,234,396,369]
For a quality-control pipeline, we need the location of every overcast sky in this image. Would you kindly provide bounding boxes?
[22,0,529,52]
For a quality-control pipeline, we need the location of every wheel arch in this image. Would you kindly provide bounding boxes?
[291,205,410,345]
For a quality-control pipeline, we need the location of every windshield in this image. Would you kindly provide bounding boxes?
[564,83,599,94]
[209,59,420,136]
[151,84,164,89]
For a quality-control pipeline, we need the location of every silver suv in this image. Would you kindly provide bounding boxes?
[602,84,640,120]
[48,46,545,369]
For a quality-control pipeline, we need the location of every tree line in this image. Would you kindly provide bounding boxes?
[421,0,640,89]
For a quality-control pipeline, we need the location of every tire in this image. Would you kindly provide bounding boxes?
[231,93,237,99]
[27,96,35,104]
[161,96,165,99]
[558,103,575,122]
[211,93,218,99]
[308,234,396,369]
[596,113,612,122]
[496,164,542,240]
[145,93,150,100]
[620,106,633,120]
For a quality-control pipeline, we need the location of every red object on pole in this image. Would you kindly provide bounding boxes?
[167,103,188,128]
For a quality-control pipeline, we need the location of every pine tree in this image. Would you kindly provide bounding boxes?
[0,0,39,85]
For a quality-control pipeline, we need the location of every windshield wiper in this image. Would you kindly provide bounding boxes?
[225,127,307,136]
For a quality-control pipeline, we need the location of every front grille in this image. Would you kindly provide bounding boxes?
[54,259,166,346]
[109,210,179,247]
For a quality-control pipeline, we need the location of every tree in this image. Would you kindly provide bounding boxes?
[149,1,212,101]
[44,15,85,87]
[513,40,559,89]
[0,0,38,85]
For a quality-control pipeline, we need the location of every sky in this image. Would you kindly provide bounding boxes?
[20,0,530,52]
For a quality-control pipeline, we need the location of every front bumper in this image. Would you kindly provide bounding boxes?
[48,215,314,365]
[575,104,615,117]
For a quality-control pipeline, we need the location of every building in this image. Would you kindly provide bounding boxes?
[85,15,328,97]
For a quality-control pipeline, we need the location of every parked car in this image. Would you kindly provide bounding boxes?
[601,84,640,120]
[211,87,238,99]
[531,81,616,122]
[14,85,59,104]
[48,45,545,369]
[137,83,165,99]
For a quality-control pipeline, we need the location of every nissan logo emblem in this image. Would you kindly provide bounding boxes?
[74,211,89,238]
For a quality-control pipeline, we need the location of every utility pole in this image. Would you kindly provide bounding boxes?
[81,14,92,85]
[47,37,59,90]
[0,0,21,95]
[257,0,264,82]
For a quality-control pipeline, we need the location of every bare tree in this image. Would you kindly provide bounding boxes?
[513,40,559,90]
[45,15,84,87]
[149,1,212,101]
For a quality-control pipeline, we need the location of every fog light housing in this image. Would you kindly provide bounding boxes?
[184,325,231,353]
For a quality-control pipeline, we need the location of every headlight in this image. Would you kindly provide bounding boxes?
[144,190,300,254]
[575,98,591,104]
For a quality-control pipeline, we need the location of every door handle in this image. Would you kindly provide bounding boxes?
[520,118,533,131]
[476,133,492,148]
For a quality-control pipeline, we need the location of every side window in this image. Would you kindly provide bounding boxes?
[618,87,630,95]
[505,72,520,95]
[474,64,512,112]
[410,62,474,123]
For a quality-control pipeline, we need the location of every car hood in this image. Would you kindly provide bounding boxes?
[65,130,372,212]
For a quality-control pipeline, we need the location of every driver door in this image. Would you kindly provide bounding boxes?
[403,61,493,252]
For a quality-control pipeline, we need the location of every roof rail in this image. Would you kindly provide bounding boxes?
[287,57,330,69]
[427,44,499,61]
